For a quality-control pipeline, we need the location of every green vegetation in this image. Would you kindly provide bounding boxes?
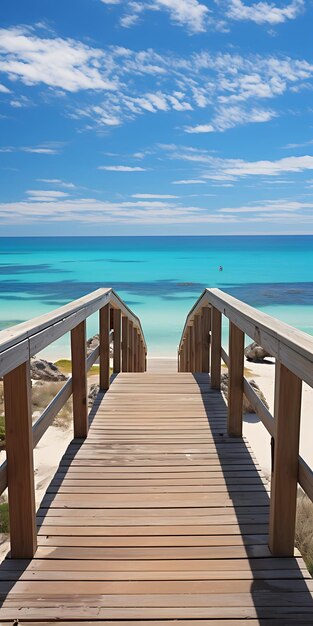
[0,499,9,534]
[55,359,100,376]
[0,414,5,444]
[55,359,72,374]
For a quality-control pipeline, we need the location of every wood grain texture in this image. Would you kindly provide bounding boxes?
[3,361,37,558]
[99,304,110,391]
[0,372,311,623]
[71,320,88,439]
[269,362,302,556]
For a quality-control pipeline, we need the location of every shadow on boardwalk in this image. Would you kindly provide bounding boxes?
[195,373,313,624]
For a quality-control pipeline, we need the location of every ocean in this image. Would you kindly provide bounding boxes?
[0,235,313,360]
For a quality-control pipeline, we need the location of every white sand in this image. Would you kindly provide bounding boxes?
[242,358,313,477]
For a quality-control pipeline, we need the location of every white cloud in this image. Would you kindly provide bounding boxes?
[0,143,61,154]
[26,189,70,202]
[150,0,209,33]
[98,165,147,171]
[218,199,313,213]
[228,0,304,24]
[185,123,214,134]
[37,178,76,188]
[0,27,116,92]
[0,83,10,93]
[117,0,209,33]
[0,194,237,225]
[172,179,207,184]
[132,193,179,198]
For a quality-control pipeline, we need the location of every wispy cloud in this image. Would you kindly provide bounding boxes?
[132,193,179,198]
[98,165,147,171]
[162,145,313,182]
[172,179,207,184]
[0,142,62,154]
[0,27,116,92]
[37,178,76,188]
[1,26,312,134]
[100,0,303,31]
[118,0,210,34]
[228,0,304,25]
[0,193,236,225]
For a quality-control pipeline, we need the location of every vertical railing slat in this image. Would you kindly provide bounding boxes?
[201,307,211,373]
[113,308,121,373]
[210,307,221,389]
[71,320,88,438]
[228,322,244,437]
[269,362,302,556]
[4,361,37,558]
[121,316,129,373]
[99,303,110,391]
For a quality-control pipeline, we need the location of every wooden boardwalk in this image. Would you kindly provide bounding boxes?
[0,372,313,624]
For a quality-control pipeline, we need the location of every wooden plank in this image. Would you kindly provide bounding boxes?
[3,361,37,558]
[269,362,302,556]
[128,320,134,372]
[71,320,88,439]
[228,322,244,437]
[99,304,110,391]
[210,307,221,389]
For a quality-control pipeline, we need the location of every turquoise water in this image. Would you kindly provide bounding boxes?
[0,236,313,359]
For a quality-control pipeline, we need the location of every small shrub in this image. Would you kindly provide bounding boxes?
[0,414,5,443]
[0,499,9,534]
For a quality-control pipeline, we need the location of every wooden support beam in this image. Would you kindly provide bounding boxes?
[269,362,302,556]
[201,307,211,373]
[228,322,244,437]
[211,307,222,389]
[121,316,129,373]
[4,361,37,558]
[113,308,121,373]
[71,320,88,439]
[194,314,202,372]
[99,304,110,391]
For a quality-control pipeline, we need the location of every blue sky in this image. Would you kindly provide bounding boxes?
[0,0,313,235]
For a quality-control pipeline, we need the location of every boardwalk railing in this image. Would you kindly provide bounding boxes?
[178,287,313,558]
[0,289,146,559]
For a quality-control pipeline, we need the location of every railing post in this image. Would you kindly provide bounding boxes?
[186,327,191,372]
[190,324,195,372]
[211,307,221,389]
[71,320,88,438]
[113,308,121,373]
[133,326,138,372]
[128,320,133,371]
[194,314,202,372]
[4,361,37,558]
[121,316,129,373]
[99,303,110,391]
[228,322,244,437]
[269,362,302,556]
[201,307,211,373]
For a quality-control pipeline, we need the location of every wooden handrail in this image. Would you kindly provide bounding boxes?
[1,290,146,558]
[178,287,313,558]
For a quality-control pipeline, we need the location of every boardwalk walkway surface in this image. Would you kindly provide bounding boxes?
[0,372,313,624]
